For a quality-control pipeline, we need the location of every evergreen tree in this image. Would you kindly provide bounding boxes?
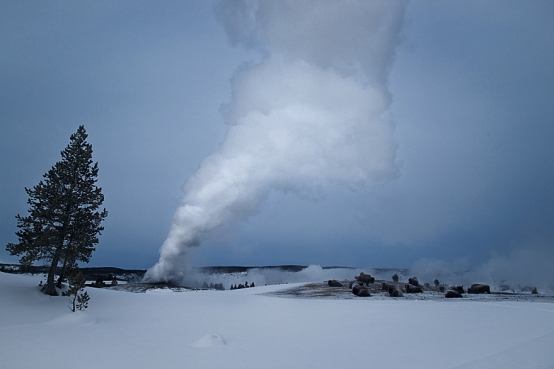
[6,126,108,296]
[62,272,89,312]
[76,290,90,310]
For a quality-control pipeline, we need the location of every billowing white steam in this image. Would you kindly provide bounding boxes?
[410,242,554,293]
[144,0,407,283]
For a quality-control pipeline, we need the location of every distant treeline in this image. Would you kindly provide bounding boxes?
[0,264,146,280]
[201,265,309,273]
[0,264,145,275]
[1,263,368,280]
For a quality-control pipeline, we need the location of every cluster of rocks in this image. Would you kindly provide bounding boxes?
[351,282,371,297]
[326,272,507,299]
[444,283,495,298]
[328,273,376,297]
[380,277,425,296]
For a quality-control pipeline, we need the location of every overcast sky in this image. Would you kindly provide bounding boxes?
[1,1,553,275]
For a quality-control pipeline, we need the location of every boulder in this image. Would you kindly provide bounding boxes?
[467,284,490,294]
[450,285,464,294]
[408,277,419,287]
[445,290,463,298]
[388,285,403,297]
[355,272,375,284]
[405,284,423,293]
[352,283,363,296]
[327,280,343,288]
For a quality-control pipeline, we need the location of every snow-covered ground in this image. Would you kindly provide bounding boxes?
[1,271,554,369]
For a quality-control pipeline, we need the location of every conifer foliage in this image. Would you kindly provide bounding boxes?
[62,272,90,312]
[6,126,108,296]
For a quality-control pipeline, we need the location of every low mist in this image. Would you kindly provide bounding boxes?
[410,242,554,293]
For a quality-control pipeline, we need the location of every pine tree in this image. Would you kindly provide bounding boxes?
[62,272,89,312]
[76,290,90,310]
[6,126,108,296]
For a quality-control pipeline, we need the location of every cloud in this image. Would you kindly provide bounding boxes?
[214,0,406,85]
[144,0,407,283]
[410,238,554,292]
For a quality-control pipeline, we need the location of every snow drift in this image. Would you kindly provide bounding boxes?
[2,271,554,369]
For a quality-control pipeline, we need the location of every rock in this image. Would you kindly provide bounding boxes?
[445,290,463,298]
[467,284,491,294]
[405,284,423,293]
[355,272,375,284]
[388,285,403,297]
[450,285,464,294]
[352,283,363,296]
[327,280,343,287]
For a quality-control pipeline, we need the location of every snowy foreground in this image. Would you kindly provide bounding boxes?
[1,272,554,369]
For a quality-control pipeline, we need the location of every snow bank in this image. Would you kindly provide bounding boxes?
[44,312,96,327]
[192,333,226,348]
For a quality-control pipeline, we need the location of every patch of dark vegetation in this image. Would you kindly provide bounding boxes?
[230,282,254,290]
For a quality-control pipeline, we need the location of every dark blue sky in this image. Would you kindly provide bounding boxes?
[1,1,553,278]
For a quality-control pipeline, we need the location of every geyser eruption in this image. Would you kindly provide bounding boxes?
[144,0,407,284]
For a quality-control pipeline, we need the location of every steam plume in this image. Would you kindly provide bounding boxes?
[144,0,407,283]
[411,240,554,293]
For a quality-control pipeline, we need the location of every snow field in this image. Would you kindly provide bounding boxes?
[1,272,554,369]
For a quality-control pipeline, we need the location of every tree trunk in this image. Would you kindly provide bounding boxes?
[45,247,62,296]
[57,258,68,289]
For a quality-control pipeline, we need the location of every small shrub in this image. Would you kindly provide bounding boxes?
[76,291,90,310]
[62,272,90,312]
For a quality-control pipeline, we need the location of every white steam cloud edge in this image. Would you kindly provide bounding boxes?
[183,265,395,290]
[144,0,407,284]
[410,241,554,293]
